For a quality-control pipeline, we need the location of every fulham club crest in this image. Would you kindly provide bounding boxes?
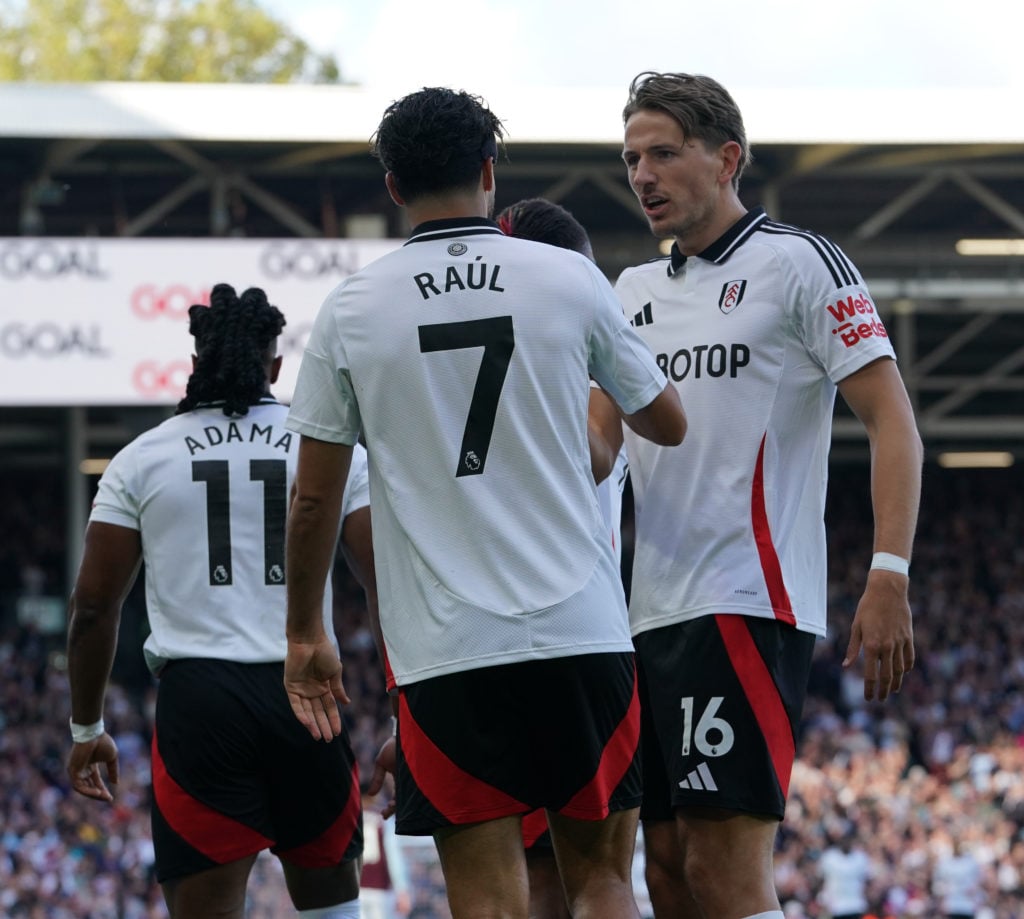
[719,280,747,314]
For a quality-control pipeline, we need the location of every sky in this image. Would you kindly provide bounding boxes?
[260,0,1024,99]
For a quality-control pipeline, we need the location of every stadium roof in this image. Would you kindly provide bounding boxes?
[2,82,1024,146]
[2,81,1024,464]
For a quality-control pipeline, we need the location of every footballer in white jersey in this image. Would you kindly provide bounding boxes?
[618,69,919,919]
[617,206,896,640]
[89,400,369,674]
[288,219,666,687]
[67,284,370,915]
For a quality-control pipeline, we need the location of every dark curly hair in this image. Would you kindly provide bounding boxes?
[176,283,286,418]
[497,197,593,259]
[371,87,505,202]
[623,71,752,190]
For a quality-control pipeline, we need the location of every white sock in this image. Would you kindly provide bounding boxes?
[740,912,784,919]
[298,898,361,918]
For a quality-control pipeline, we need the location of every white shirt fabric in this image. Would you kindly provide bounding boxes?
[819,846,872,913]
[89,399,370,673]
[615,208,896,638]
[287,217,666,686]
[934,852,981,915]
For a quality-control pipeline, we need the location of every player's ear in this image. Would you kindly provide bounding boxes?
[270,355,282,384]
[719,141,742,187]
[481,156,495,193]
[385,172,406,206]
[191,354,198,371]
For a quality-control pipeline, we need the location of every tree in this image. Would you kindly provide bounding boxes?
[0,0,342,83]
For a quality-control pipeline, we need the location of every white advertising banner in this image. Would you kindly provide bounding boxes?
[0,237,404,405]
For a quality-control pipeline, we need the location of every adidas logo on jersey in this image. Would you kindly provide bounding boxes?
[678,762,718,791]
[631,302,654,327]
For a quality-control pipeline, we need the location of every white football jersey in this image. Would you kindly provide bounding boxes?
[616,208,895,638]
[287,218,666,685]
[89,399,370,673]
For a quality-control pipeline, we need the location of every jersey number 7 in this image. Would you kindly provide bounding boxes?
[418,316,515,478]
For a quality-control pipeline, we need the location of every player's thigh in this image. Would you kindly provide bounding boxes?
[433,815,530,916]
[280,858,360,911]
[161,854,257,919]
[526,848,571,919]
[634,615,815,819]
[547,806,639,891]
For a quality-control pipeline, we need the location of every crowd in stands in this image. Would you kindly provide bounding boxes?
[1,463,1023,917]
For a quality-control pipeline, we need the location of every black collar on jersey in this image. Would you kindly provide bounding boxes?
[405,216,505,245]
[667,206,770,277]
[193,396,280,410]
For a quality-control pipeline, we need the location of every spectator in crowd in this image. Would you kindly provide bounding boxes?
[818,832,874,919]
[361,783,412,919]
[933,836,985,919]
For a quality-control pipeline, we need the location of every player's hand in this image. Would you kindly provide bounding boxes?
[284,635,348,741]
[67,733,119,803]
[843,569,914,702]
[367,735,398,818]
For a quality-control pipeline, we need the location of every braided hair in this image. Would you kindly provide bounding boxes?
[176,283,286,418]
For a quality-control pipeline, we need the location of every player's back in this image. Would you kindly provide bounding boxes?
[295,219,661,683]
[92,400,334,671]
[327,224,613,612]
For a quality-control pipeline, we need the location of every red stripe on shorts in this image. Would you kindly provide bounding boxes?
[277,760,362,868]
[151,730,273,863]
[750,434,795,625]
[398,693,527,823]
[521,809,550,848]
[714,615,795,799]
[559,668,640,820]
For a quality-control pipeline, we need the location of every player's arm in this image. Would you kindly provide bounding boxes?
[837,356,922,702]
[66,521,142,802]
[621,380,686,446]
[285,434,353,741]
[588,385,625,484]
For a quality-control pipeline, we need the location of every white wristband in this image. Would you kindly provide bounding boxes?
[870,552,909,576]
[391,716,398,738]
[70,718,105,743]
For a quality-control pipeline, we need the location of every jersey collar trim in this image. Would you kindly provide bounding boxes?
[666,206,769,277]
[405,217,504,245]
[193,396,279,410]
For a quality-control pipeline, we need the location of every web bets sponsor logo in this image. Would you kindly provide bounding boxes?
[827,293,889,348]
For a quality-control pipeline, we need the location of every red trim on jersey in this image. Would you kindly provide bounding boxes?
[521,809,550,848]
[559,668,640,819]
[383,645,396,692]
[714,615,795,799]
[398,693,527,822]
[276,761,362,868]
[750,434,796,625]
[151,731,273,863]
